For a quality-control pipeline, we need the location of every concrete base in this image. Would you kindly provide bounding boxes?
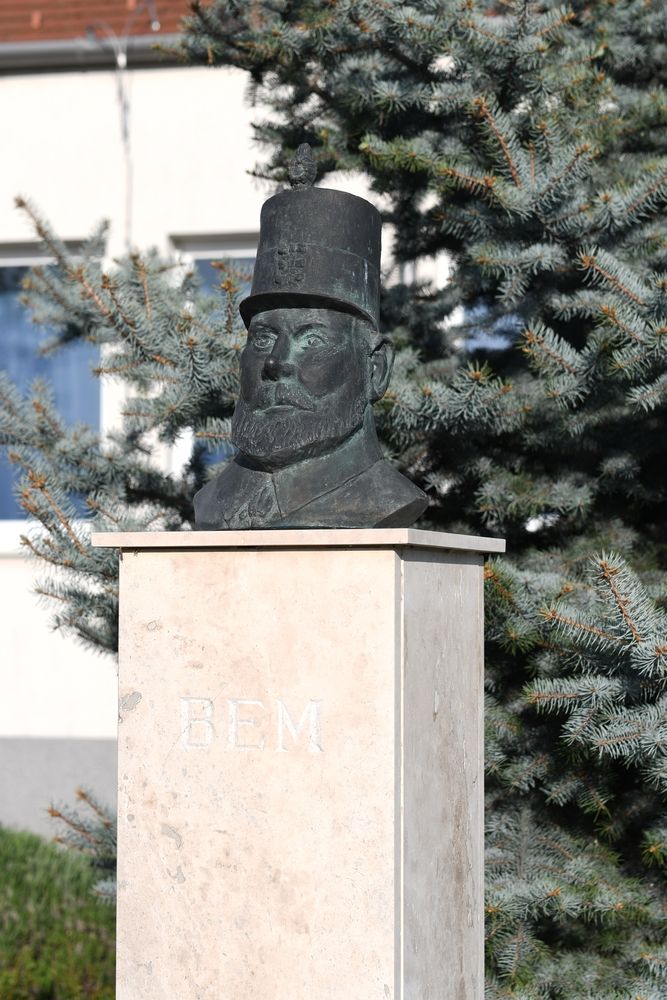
[93,528,504,1000]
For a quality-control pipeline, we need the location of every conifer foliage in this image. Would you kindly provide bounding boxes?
[1,1,666,995]
[49,788,117,903]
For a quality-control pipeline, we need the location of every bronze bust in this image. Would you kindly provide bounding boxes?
[194,146,427,530]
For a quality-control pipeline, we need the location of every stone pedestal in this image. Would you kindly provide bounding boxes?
[93,528,504,1000]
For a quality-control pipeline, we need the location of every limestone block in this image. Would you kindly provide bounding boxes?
[92,528,504,1000]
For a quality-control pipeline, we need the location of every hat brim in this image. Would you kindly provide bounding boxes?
[239,291,376,329]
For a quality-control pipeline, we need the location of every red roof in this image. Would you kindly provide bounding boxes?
[0,0,189,44]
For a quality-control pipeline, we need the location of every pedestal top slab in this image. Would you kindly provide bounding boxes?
[91,526,505,554]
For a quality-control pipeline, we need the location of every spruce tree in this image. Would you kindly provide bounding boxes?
[1,1,665,994]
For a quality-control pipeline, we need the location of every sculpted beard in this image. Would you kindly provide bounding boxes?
[231,392,368,467]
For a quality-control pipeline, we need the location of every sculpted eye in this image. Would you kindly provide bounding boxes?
[251,330,275,350]
[303,331,325,348]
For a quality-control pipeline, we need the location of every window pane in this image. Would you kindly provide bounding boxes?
[0,266,100,519]
[194,256,254,299]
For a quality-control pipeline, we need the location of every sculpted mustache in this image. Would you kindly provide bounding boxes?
[253,385,316,411]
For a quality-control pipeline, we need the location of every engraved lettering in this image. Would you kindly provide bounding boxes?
[276,700,323,753]
[227,698,266,750]
[181,697,215,749]
[179,696,324,752]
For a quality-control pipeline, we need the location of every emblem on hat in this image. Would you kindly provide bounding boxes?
[273,244,307,287]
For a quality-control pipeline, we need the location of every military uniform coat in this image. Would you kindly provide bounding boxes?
[193,426,427,530]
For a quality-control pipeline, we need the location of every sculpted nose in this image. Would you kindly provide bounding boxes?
[262,338,295,380]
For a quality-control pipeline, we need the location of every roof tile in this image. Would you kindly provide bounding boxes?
[0,0,189,44]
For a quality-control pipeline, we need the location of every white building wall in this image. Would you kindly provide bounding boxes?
[0,64,268,254]
[0,552,117,737]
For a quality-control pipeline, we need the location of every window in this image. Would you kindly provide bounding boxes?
[170,232,257,299]
[0,261,100,519]
[193,257,254,299]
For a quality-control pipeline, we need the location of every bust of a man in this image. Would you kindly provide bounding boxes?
[194,147,427,530]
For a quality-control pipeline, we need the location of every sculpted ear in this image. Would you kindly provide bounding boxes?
[369,337,394,402]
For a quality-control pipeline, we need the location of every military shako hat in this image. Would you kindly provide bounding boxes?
[239,144,381,329]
